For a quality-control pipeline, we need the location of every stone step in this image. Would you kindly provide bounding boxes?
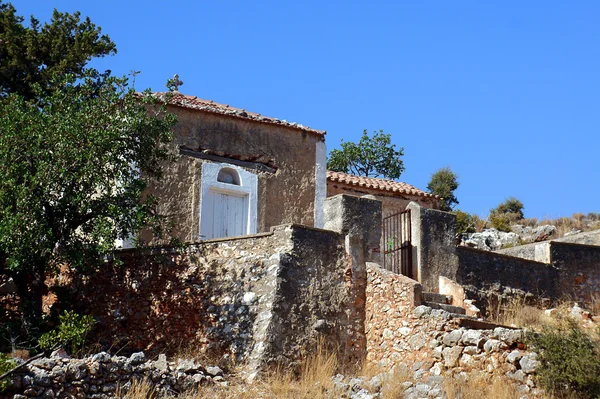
[422,301,466,315]
[422,292,453,305]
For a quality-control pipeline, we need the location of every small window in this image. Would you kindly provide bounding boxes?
[217,168,240,185]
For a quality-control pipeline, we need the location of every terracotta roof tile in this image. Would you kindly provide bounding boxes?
[154,92,326,136]
[327,170,438,199]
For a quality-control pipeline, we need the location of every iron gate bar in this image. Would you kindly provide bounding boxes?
[382,208,412,278]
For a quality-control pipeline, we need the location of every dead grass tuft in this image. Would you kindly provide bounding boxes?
[486,296,547,328]
[444,373,522,399]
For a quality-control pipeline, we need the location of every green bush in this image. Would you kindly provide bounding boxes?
[0,354,16,391]
[489,197,525,231]
[38,311,95,354]
[526,321,600,398]
[454,210,478,235]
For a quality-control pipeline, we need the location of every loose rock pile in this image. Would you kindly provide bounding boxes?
[461,225,557,251]
[4,351,226,399]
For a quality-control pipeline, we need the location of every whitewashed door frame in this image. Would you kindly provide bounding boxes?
[199,162,258,240]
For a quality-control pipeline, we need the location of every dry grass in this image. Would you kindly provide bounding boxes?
[117,379,158,399]
[444,373,522,399]
[486,296,548,328]
[379,364,411,399]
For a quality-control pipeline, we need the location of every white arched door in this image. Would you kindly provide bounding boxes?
[199,163,257,240]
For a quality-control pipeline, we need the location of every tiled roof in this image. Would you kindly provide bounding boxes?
[154,92,326,136]
[327,170,438,198]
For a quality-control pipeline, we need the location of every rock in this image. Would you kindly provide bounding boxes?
[493,328,522,346]
[128,352,146,365]
[483,339,504,353]
[460,330,484,347]
[461,229,520,251]
[511,225,557,243]
[506,350,523,365]
[413,305,432,318]
[154,354,169,372]
[50,348,70,360]
[242,292,257,305]
[91,352,111,362]
[442,346,463,368]
[382,328,394,340]
[442,330,463,346]
[520,354,540,374]
[205,366,223,377]
[176,359,199,373]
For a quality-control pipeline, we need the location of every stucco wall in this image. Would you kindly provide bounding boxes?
[146,107,323,243]
[326,183,438,217]
[408,203,459,292]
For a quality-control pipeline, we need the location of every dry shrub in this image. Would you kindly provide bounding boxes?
[445,373,521,399]
[191,342,339,399]
[116,379,157,399]
[379,364,411,399]
[486,296,546,328]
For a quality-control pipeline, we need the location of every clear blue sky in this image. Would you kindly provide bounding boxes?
[14,1,600,220]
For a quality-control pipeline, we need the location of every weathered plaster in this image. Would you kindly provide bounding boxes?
[314,141,327,228]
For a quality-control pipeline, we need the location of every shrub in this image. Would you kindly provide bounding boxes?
[0,354,16,392]
[38,311,95,354]
[454,210,479,235]
[491,197,524,219]
[489,212,512,232]
[526,321,600,397]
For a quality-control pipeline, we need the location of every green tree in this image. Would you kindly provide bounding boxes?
[427,167,459,212]
[489,197,524,232]
[0,1,116,100]
[0,73,176,332]
[327,129,404,179]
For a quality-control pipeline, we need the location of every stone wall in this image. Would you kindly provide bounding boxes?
[496,240,600,306]
[365,263,541,396]
[496,241,550,263]
[3,351,226,399]
[551,242,600,304]
[408,203,459,292]
[456,247,559,308]
[144,106,323,244]
[51,224,357,373]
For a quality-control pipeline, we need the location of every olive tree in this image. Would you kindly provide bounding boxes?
[0,73,176,332]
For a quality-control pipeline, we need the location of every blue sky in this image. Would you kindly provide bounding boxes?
[14,1,600,220]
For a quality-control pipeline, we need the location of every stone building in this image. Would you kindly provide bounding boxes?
[326,170,439,215]
[143,92,327,243]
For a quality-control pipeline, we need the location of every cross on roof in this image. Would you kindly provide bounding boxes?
[172,74,183,92]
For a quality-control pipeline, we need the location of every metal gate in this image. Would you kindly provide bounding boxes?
[382,209,412,278]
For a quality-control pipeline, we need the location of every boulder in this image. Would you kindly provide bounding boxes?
[461,229,519,251]
[511,225,557,243]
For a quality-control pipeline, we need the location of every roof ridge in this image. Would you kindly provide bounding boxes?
[152,92,326,136]
[326,170,438,199]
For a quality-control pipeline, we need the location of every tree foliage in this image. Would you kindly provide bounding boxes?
[427,167,459,212]
[489,197,524,231]
[327,129,404,179]
[0,1,116,100]
[0,73,176,330]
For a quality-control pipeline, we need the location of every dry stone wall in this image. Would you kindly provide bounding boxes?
[365,263,542,397]
[3,351,226,399]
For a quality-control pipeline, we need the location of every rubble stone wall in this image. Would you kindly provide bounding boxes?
[54,224,358,371]
[3,351,226,399]
[365,263,541,396]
